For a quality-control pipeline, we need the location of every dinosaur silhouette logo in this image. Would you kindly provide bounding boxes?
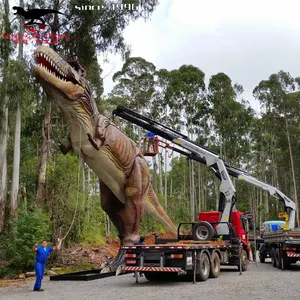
[7,7,68,46]
[12,6,64,26]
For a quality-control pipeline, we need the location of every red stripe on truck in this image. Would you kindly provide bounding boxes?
[123,267,182,272]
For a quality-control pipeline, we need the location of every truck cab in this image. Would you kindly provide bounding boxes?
[198,210,251,257]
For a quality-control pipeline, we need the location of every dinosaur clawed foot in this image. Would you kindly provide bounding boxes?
[58,141,72,155]
[100,248,126,274]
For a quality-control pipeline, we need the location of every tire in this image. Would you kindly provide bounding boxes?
[282,254,291,269]
[209,252,220,278]
[192,222,215,241]
[271,248,277,268]
[259,254,265,263]
[241,250,249,272]
[276,248,282,269]
[196,252,210,281]
[144,272,178,282]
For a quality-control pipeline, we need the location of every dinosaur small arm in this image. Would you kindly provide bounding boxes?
[33,45,177,247]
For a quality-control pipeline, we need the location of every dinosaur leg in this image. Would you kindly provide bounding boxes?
[122,155,150,245]
[99,180,125,240]
[25,20,35,25]
[38,18,46,25]
[99,180,126,273]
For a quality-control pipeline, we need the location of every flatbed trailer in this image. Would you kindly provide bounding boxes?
[122,223,248,283]
[259,229,300,270]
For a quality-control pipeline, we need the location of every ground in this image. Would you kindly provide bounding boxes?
[1,259,300,300]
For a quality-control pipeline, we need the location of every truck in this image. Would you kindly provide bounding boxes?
[113,105,297,280]
[122,210,252,282]
[258,216,300,270]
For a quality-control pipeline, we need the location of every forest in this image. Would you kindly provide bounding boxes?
[1,0,300,277]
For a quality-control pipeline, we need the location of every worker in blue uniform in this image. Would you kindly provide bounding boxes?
[32,239,61,291]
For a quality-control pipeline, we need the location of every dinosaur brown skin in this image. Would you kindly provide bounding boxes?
[33,46,177,248]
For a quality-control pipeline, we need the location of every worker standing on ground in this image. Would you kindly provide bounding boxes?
[32,239,61,291]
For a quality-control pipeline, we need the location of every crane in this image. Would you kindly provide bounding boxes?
[113,105,296,230]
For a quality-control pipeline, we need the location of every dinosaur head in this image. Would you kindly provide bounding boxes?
[33,46,97,132]
[33,46,88,100]
[12,6,24,15]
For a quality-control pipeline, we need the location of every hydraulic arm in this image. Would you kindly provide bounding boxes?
[113,105,296,230]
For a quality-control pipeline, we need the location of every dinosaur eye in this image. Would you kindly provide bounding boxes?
[69,60,85,78]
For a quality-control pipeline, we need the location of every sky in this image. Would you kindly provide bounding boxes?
[99,0,300,113]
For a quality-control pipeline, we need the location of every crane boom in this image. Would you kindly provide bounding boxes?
[113,105,296,229]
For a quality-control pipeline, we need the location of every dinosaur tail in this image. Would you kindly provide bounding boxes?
[143,185,177,236]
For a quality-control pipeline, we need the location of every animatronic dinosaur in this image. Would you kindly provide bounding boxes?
[33,46,177,258]
[13,6,64,25]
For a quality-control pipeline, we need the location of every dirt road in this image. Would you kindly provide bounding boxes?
[1,261,300,300]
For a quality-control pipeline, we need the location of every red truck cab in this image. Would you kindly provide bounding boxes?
[199,211,251,256]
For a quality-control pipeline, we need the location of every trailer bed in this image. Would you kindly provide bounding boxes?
[262,229,300,243]
[122,240,229,251]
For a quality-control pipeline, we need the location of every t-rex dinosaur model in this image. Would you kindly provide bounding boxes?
[33,46,177,262]
[13,6,64,25]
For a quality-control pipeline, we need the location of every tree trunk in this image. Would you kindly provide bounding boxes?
[0,105,8,232]
[86,167,90,222]
[10,1,24,218]
[105,215,111,238]
[198,163,201,212]
[183,160,186,198]
[170,173,173,196]
[259,189,262,226]
[286,127,299,226]
[164,148,168,210]
[152,156,158,192]
[21,186,27,214]
[0,0,11,232]
[264,173,269,219]
[10,104,21,218]
[190,159,195,221]
[36,99,52,207]
[81,159,85,193]
[214,177,219,211]
[158,152,163,194]
[202,167,206,211]
[271,135,280,212]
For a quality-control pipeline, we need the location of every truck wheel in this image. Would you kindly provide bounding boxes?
[259,254,265,263]
[196,252,210,281]
[241,250,249,272]
[192,222,215,241]
[282,255,291,269]
[209,252,220,278]
[275,248,282,269]
[271,248,277,267]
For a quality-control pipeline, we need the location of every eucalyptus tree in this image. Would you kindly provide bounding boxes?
[253,71,300,225]
[0,0,13,231]
[111,57,156,147]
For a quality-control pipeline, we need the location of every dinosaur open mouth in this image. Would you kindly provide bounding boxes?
[34,50,77,85]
